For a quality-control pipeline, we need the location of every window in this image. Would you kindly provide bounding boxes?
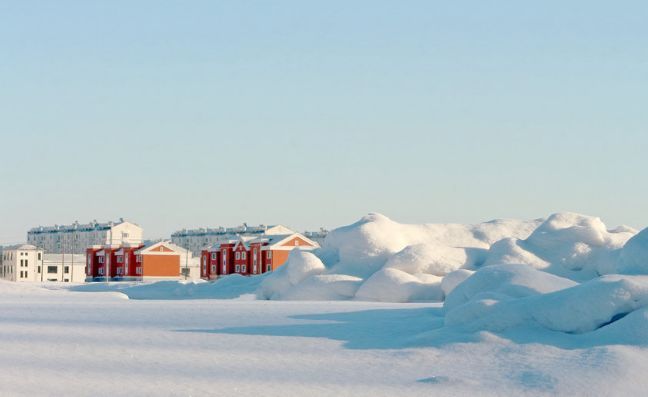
[64,266,70,274]
[116,256,123,264]
[20,259,24,267]
[98,256,104,264]
[211,252,217,260]
[235,265,240,273]
[37,266,41,273]
[266,264,272,272]
[294,240,299,246]
[38,253,41,260]
[266,251,272,259]
[222,264,227,274]
[211,265,216,273]
[241,252,246,260]
[235,252,240,260]
[47,266,57,274]
[241,265,246,273]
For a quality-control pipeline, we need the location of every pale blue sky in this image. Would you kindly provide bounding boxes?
[1,1,647,243]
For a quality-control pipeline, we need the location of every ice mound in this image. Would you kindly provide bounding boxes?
[445,272,648,336]
[258,250,326,300]
[354,268,443,303]
[482,212,635,280]
[320,213,541,279]
[440,269,474,296]
[444,264,577,312]
[618,228,648,274]
[383,244,483,276]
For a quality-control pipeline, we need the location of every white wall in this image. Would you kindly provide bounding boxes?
[41,254,86,283]
[0,246,43,282]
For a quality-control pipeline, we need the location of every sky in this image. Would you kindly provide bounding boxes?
[1,1,647,243]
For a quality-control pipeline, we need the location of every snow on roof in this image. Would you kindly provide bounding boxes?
[2,244,39,251]
[171,224,295,238]
[136,240,189,255]
[28,218,138,234]
[249,234,293,245]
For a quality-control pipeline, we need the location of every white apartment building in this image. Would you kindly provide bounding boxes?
[171,224,295,256]
[0,244,43,282]
[27,219,143,254]
[304,228,329,247]
[41,254,86,283]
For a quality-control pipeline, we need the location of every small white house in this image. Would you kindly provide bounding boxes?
[0,244,43,282]
[41,254,86,283]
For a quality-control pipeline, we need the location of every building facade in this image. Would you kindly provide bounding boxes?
[42,254,86,283]
[200,233,319,280]
[86,241,198,281]
[27,219,143,254]
[1,244,43,282]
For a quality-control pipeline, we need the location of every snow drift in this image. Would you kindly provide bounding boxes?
[256,249,360,300]
[444,268,648,337]
[482,213,636,280]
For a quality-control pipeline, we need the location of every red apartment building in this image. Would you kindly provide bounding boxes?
[86,241,189,281]
[200,233,319,280]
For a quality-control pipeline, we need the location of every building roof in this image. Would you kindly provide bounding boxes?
[171,224,294,238]
[251,233,320,248]
[2,244,39,251]
[202,233,320,252]
[27,218,139,234]
[136,240,189,256]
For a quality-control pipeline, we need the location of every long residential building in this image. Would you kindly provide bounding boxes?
[200,232,319,280]
[171,224,295,256]
[27,219,143,254]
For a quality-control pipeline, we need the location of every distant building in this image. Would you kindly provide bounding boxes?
[171,224,295,256]
[1,244,43,282]
[86,241,198,282]
[27,219,143,255]
[304,228,329,246]
[200,232,319,280]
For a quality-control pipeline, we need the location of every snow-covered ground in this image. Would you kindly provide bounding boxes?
[1,281,647,397]
[4,212,648,395]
